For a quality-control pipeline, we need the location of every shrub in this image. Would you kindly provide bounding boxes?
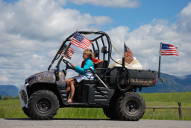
[2,96,12,100]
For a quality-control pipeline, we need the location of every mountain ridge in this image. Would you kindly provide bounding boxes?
[0,85,19,97]
[142,73,191,93]
[0,73,191,96]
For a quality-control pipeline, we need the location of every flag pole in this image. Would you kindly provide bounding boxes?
[158,42,162,78]
[122,42,126,67]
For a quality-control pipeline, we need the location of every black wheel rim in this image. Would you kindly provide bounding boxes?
[125,100,139,115]
[36,98,51,113]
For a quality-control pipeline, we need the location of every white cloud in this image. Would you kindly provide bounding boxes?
[0,32,54,86]
[0,0,111,86]
[108,5,191,76]
[1,0,191,88]
[180,2,191,16]
[0,75,9,83]
[69,0,139,8]
[176,2,191,34]
[0,0,111,41]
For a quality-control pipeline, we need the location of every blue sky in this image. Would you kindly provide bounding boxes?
[65,0,190,30]
[0,0,191,86]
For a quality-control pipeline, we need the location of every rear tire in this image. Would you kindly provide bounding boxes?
[116,92,145,121]
[28,90,59,120]
[103,95,119,120]
[103,106,118,120]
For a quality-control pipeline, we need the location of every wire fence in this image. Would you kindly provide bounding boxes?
[0,99,191,120]
[145,102,191,120]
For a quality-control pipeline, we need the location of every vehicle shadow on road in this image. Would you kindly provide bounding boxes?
[4,118,110,121]
[53,118,109,121]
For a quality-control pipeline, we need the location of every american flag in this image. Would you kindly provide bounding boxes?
[160,43,179,56]
[61,47,74,59]
[70,33,91,49]
[124,43,132,53]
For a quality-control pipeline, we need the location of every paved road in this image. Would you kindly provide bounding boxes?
[0,118,191,128]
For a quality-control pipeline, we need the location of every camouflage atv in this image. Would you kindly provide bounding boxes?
[19,31,157,120]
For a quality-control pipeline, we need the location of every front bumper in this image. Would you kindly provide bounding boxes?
[19,83,29,108]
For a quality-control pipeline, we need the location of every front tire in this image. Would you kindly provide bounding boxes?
[28,90,59,120]
[116,92,145,121]
[22,107,31,117]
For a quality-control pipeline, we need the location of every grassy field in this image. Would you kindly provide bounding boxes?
[142,92,191,120]
[0,92,191,120]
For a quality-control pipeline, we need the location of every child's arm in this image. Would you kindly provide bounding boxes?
[74,60,94,74]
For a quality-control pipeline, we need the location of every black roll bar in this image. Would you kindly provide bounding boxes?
[48,31,112,70]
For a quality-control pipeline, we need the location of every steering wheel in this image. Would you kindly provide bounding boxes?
[62,59,75,70]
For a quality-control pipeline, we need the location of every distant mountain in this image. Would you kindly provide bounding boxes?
[0,73,190,97]
[142,73,191,93]
[0,85,19,97]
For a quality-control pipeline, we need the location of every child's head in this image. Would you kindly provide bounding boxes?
[83,49,93,60]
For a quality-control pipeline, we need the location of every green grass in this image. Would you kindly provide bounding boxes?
[0,98,27,118]
[141,92,191,120]
[0,92,191,120]
[142,92,191,106]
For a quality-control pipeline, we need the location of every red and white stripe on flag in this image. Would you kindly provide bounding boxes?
[66,47,74,58]
[70,33,91,49]
[160,43,179,56]
[61,47,74,59]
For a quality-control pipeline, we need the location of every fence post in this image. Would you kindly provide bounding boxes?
[152,108,155,118]
[178,102,183,120]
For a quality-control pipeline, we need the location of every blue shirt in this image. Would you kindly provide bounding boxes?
[74,58,94,75]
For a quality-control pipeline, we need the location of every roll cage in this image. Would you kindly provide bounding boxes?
[48,31,112,71]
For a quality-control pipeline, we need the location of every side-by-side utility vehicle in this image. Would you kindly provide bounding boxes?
[19,31,157,120]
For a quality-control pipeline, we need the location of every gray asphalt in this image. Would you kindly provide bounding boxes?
[0,118,191,128]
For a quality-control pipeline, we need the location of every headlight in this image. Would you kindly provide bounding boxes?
[24,83,29,87]
[20,90,28,104]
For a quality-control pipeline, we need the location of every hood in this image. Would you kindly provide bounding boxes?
[25,70,56,85]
